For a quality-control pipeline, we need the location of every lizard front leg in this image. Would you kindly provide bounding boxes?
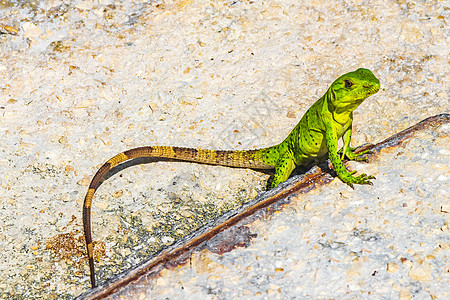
[339,127,371,161]
[325,121,374,188]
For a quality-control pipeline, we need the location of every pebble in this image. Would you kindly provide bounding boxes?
[94,200,109,210]
[398,288,413,300]
[22,22,41,39]
[408,262,431,282]
[387,262,399,273]
[77,175,90,186]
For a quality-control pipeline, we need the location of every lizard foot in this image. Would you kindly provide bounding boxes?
[339,147,372,162]
[343,171,375,189]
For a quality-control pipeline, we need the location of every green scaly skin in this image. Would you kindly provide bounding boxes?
[83,68,380,287]
[255,67,380,188]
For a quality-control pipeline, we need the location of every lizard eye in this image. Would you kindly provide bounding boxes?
[344,80,353,88]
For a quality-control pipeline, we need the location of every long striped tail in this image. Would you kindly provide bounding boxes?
[83,146,273,288]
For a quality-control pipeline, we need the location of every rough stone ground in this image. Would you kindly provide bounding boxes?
[0,0,448,299]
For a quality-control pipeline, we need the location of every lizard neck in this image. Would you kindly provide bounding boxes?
[325,88,357,125]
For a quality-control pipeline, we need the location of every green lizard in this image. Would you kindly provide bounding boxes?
[83,68,380,287]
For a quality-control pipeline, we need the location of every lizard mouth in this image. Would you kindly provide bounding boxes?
[364,87,380,97]
[356,85,380,100]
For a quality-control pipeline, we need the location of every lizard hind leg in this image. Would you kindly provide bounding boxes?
[270,155,296,188]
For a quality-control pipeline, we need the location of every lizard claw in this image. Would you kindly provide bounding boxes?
[356,155,369,162]
[342,172,375,187]
[354,152,372,162]
[339,148,372,161]
[346,181,355,189]
[356,173,376,185]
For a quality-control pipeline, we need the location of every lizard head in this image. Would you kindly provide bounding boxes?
[329,68,380,111]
